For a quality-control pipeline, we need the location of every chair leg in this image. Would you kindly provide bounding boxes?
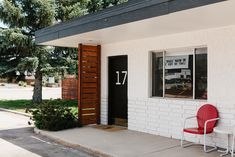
[218,134,230,157]
[181,131,184,147]
[181,131,194,148]
[204,133,217,153]
[231,135,234,157]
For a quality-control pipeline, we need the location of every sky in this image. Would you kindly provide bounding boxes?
[0,22,7,28]
[0,0,7,28]
[0,1,5,27]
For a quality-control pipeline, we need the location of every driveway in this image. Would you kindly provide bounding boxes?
[0,84,61,100]
[0,111,96,157]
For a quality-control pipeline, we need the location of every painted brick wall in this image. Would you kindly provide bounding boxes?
[128,98,235,147]
[101,97,108,125]
[101,97,235,148]
[100,25,235,148]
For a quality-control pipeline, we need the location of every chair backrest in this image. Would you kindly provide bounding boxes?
[197,104,218,130]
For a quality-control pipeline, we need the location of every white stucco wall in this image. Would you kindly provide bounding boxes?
[100,25,235,148]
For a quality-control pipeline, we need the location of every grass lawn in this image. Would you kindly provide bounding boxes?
[0,99,78,116]
[0,100,31,113]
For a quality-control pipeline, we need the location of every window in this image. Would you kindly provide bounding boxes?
[152,52,163,97]
[165,54,193,98]
[195,48,207,99]
[152,47,207,100]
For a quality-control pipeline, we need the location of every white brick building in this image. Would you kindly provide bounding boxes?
[36,0,235,149]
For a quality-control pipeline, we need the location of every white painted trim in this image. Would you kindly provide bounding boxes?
[148,51,153,98]
[163,51,166,98]
[151,46,208,100]
[193,50,196,99]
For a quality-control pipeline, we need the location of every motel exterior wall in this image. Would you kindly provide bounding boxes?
[100,25,235,148]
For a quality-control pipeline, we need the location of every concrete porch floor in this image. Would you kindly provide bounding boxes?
[35,126,222,157]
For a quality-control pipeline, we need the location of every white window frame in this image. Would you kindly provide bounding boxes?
[151,47,207,100]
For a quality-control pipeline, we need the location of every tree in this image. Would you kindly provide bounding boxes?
[55,0,88,22]
[0,0,84,103]
[87,0,127,13]
[0,0,127,103]
[0,28,31,81]
[53,0,90,78]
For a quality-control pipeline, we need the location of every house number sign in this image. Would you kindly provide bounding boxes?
[116,71,127,85]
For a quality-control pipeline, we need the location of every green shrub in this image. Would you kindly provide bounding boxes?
[30,100,80,131]
[43,99,77,107]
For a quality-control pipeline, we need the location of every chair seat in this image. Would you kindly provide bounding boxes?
[183,128,213,135]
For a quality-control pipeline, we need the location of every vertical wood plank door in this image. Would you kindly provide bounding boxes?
[78,44,101,125]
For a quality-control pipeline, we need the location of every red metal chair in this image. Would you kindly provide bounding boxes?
[181,104,219,152]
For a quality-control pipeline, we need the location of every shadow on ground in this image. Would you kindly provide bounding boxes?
[0,127,96,157]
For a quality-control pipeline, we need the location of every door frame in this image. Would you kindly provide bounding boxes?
[108,55,128,125]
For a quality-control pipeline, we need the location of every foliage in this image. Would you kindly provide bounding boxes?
[0,0,55,103]
[50,47,78,76]
[0,99,79,131]
[0,0,79,103]
[0,99,32,111]
[55,0,89,22]
[0,99,77,115]
[30,100,79,131]
[43,99,78,107]
[39,99,78,116]
[0,0,55,31]
[87,0,127,13]
[0,0,127,103]
[0,28,31,75]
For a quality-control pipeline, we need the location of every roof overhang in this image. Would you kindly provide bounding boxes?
[35,0,233,48]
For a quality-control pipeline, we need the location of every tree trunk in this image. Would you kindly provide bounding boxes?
[33,69,42,104]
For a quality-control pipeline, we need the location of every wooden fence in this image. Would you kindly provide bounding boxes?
[62,78,78,100]
[78,44,101,125]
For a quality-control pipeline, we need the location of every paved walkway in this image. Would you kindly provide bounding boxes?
[36,126,221,157]
[0,111,39,157]
[0,139,40,157]
[0,111,95,157]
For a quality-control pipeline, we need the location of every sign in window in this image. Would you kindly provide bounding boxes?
[152,48,207,100]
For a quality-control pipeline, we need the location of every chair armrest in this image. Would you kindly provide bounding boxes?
[183,116,196,129]
[204,118,220,134]
[185,116,197,120]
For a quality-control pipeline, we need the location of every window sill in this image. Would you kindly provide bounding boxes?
[149,96,207,102]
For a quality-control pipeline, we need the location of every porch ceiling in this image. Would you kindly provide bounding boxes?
[37,0,235,48]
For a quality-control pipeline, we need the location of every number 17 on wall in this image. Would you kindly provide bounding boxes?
[116,71,127,85]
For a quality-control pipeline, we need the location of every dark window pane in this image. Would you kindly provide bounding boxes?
[152,52,163,97]
[165,55,193,98]
[195,48,207,99]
